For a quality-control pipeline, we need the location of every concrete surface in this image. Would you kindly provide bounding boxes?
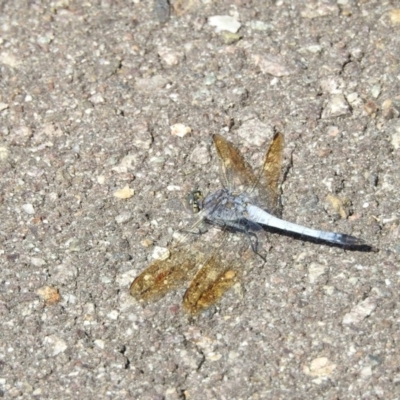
[0,0,399,399]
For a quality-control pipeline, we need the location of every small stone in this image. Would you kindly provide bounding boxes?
[113,185,134,199]
[158,47,183,66]
[391,124,400,150]
[44,335,67,356]
[389,9,400,25]
[141,238,154,248]
[222,32,242,45]
[364,100,378,117]
[190,144,211,165]
[11,126,32,145]
[301,3,338,19]
[37,286,61,305]
[115,211,133,224]
[170,123,191,137]
[52,264,78,284]
[308,263,327,284]
[360,365,372,379]
[152,246,170,261]
[0,102,8,112]
[382,99,399,119]
[22,204,35,215]
[208,15,241,33]
[112,154,139,173]
[203,73,216,86]
[30,257,46,267]
[237,118,273,147]
[107,310,119,320]
[94,339,105,349]
[135,75,169,92]
[89,93,104,104]
[247,20,272,31]
[132,121,152,149]
[153,0,170,23]
[304,357,337,377]
[0,51,20,68]
[324,194,350,219]
[252,54,292,77]
[342,297,377,325]
[306,44,322,53]
[321,94,351,118]
[370,84,381,99]
[206,352,222,361]
[0,146,9,160]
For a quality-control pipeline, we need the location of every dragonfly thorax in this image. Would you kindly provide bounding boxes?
[202,188,250,222]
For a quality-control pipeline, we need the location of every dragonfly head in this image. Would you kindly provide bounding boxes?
[185,190,204,214]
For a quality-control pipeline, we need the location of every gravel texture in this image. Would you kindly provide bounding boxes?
[0,0,399,399]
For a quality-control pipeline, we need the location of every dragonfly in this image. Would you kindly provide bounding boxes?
[130,132,369,314]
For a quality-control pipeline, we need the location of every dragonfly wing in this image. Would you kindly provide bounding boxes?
[130,217,208,303]
[213,132,284,216]
[213,134,258,193]
[250,132,284,216]
[183,233,252,314]
[130,245,200,302]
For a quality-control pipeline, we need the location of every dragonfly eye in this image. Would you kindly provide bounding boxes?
[186,190,204,214]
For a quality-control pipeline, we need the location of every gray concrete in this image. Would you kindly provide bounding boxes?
[0,1,398,398]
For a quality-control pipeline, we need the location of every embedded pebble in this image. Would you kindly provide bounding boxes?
[190,144,211,165]
[22,204,35,214]
[208,15,241,33]
[112,154,139,173]
[107,310,119,320]
[0,102,8,112]
[11,126,32,145]
[132,121,152,149]
[390,124,400,149]
[370,84,381,99]
[246,20,273,31]
[44,335,68,356]
[301,3,338,19]
[30,257,46,267]
[89,93,104,104]
[113,185,134,199]
[0,146,9,160]
[135,75,169,92]
[382,99,399,119]
[222,32,242,45]
[389,9,400,25]
[252,54,292,76]
[37,286,61,305]
[152,246,170,261]
[158,47,183,66]
[170,123,191,137]
[51,264,78,284]
[94,339,105,349]
[342,297,377,325]
[237,118,273,147]
[115,211,133,224]
[308,263,327,284]
[303,357,337,377]
[324,194,350,219]
[0,51,20,67]
[321,94,351,118]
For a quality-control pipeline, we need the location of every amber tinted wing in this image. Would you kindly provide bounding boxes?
[183,232,253,314]
[130,217,208,304]
[213,134,258,193]
[130,245,200,303]
[183,254,239,314]
[250,132,284,215]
